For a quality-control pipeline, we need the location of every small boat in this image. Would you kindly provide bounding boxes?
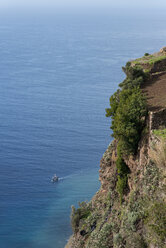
[51,174,59,182]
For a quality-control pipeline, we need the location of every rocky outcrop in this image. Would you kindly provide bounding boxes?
[160,47,166,54]
[65,49,166,248]
[66,118,166,248]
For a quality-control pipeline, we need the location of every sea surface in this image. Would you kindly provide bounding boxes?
[0,8,166,248]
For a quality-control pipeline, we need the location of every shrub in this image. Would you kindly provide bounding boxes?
[106,61,147,201]
[116,154,130,175]
[113,233,124,247]
[125,233,147,248]
[116,155,130,203]
[145,201,166,246]
[122,64,146,81]
[144,53,150,56]
[88,223,113,248]
[71,202,91,233]
[125,211,140,231]
[120,63,149,90]
[116,175,128,203]
[119,76,144,89]
[106,87,147,155]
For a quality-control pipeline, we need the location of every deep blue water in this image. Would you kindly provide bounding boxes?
[0,9,166,248]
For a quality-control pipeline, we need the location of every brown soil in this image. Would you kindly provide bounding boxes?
[142,72,166,111]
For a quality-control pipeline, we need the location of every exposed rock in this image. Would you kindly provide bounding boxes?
[160,46,166,54]
[65,49,166,248]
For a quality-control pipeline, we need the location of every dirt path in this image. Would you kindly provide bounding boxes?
[142,72,166,111]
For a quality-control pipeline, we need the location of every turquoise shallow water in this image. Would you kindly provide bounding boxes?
[0,9,166,248]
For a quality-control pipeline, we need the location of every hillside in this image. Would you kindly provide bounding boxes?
[65,48,166,248]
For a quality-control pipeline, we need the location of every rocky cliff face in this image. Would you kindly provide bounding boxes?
[65,49,166,248]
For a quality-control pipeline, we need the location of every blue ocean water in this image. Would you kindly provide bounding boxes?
[0,9,166,248]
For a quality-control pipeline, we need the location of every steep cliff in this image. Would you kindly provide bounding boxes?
[65,48,166,248]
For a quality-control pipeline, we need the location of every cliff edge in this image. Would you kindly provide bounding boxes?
[65,48,166,248]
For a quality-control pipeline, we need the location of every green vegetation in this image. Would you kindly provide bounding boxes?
[87,223,113,248]
[71,202,91,233]
[106,87,147,155]
[148,55,166,65]
[145,201,166,247]
[106,62,147,201]
[132,54,166,66]
[125,234,147,248]
[106,63,147,154]
[144,53,150,56]
[116,152,130,203]
[67,51,166,248]
[153,128,166,139]
[119,64,149,89]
